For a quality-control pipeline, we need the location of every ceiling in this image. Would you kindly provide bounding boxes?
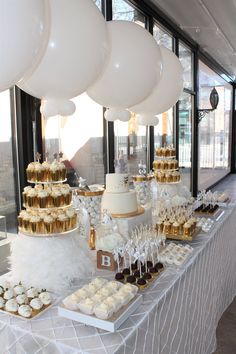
[150,0,236,80]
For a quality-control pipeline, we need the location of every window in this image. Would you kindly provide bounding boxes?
[179,42,193,91]
[153,23,174,155]
[178,92,192,190]
[198,61,232,190]
[178,42,194,190]
[112,0,147,173]
[153,22,173,50]
[112,0,146,25]
[0,90,18,232]
[42,93,105,186]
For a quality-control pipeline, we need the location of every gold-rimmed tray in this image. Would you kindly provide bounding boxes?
[19,227,78,238]
[166,227,201,241]
[27,179,67,185]
[23,203,72,211]
[156,180,181,185]
[111,206,145,218]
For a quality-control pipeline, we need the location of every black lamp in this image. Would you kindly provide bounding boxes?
[197,87,219,123]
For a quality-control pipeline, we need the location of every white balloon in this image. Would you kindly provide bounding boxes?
[87,20,162,109]
[40,99,76,117]
[58,100,76,116]
[130,46,183,115]
[40,100,59,118]
[136,114,159,126]
[104,108,131,122]
[0,0,49,91]
[19,0,109,100]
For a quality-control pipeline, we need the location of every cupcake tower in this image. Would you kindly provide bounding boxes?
[18,153,77,236]
[153,146,181,184]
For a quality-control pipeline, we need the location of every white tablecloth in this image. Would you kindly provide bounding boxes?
[0,205,236,354]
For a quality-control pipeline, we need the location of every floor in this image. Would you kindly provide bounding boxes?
[212,174,236,354]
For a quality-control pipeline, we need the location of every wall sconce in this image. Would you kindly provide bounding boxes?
[197,87,219,123]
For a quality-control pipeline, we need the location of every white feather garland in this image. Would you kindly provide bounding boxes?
[9,231,95,293]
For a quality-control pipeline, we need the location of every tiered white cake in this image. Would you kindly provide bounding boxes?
[101,173,138,215]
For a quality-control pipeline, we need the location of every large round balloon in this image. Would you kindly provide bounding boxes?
[87,20,162,109]
[0,0,49,91]
[136,114,159,126]
[104,108,131,122]
[130,46,183,115]
[19,0,109,100]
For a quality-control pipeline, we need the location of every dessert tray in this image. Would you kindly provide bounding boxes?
[27,178,67,184]
[194,204,221,217]
[157,180,181,185]
[58,294,142,332]
[166,227,201,242]
[19,227,78,238]
[112,206,145,218]
[0,282,54,320]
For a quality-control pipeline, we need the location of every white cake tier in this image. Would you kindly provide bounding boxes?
[102,190,138,214]
[105,173,129,193]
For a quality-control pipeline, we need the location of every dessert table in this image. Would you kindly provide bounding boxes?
[0,205,236,354]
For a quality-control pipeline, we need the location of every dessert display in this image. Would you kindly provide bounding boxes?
[0,281,52,319]
[22,184,72,209]
[18,153,77,236]
[156,203,198,241]
[153,145,181,184]
[62,278,138,320]
[26,153,66,183]
[158,243,193,266]
[155,146,176,157]
[195,190,220,216]
[18,205,77,235]
[101,173,141,216]
[113,225,165,289]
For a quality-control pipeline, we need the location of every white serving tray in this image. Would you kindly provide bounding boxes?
[58,294,142,332]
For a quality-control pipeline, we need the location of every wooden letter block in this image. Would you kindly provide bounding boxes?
[97,250,118,271]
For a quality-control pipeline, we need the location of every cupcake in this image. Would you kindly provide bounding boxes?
[115,272,125,282]
[50,162,60,181]
[18,305,32,318]
[27,189,37,207]
[78,298,95,315]
[172,222,180,236]
[27,287,38,299]
[57,213,69,232]
[38,190,49,208]
[26,162,35,181]
[183,222,191,237]
[58,162,66,180]
[94,303,113,320]
[66,209,77,230]
[3,288,14,300]
[51,191,62,207]
[39,291,52,306]
[63,295,80,311]
[30,216,42,234]
[163,221,171,235]
[22,186,32,205]
[34,162,44,182]
[30,298,43,312]
[16,294,28,305]
[5,299,19,313]
[137,278,147,289]
[44,215,55,234]
[42,161,50,181]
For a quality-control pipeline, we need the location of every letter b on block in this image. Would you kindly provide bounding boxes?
[97,250,117,271]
